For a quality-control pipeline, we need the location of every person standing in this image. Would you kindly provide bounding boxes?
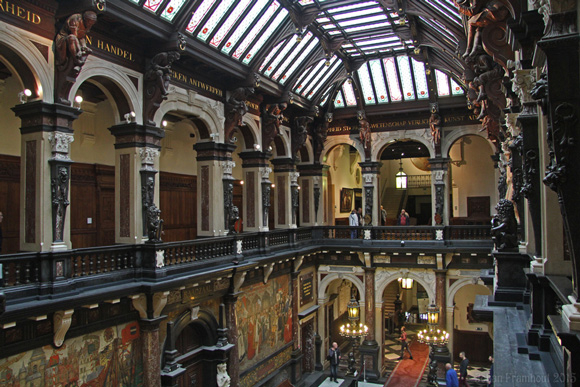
[357,207,363,226]
[328,341,341,383]
[446,363,459,387]
[397,209,410,225]
[349,209,359,239]
[488,355,494,387]
[380,205,387,226]
[459,351,470,387]
[397,326,413,360]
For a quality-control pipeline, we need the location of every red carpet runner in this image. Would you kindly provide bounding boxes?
[384,341,430,387]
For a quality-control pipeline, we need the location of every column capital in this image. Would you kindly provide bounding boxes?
[271,157,296,172]
[194,141,237,161]
[239,150,271,167]
[297,163,325,176]
[359,161,383,174]
[428,157,451,169]
[12,101,81,134]
[108,123,164,149]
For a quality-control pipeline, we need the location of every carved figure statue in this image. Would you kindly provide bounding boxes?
[357,110,372,156]
[455,0,511,58]
[229,206,239,235]
[491,199,518,250]
[147,204,163,242]
[55,11,98,74]
[225,87,254,142]
[429,112,442,146]
[52,166,71,242]
[217,363,231,387]
[145,51,180,100]
[262,103,287,149]
[292,116,313,158]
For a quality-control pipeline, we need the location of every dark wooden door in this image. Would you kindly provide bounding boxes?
[0,155,20,254]
[301,318,315,373]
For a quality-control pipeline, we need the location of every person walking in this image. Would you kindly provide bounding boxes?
[349,209,359,239]
[397,326,413,360]
[459,351,470,387]
[328,341,341,382]
[446,363,459,387]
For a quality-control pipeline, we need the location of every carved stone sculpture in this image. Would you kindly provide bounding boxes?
[217,363,231,387]
[312,114,331,163]
[429,112,442,148]
[146,204,163,242]
[262,103,287,149]
[51,165,71,242]
[225,87,254,143]
[144,51,180,125]
[292,116,314,159]
[491,199,518,251]
[357,110,372,158]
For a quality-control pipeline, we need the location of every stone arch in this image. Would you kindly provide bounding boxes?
[238,115,260,150]
[442,125,495,157]
[273,125,291,157]
[320,136,365,164]
[373,132,435,161]
[447,277,488,305]
[164,308,219,354]
[297,139,314,164]
[0,24,53,102]
[375,270,436,305]
[317,272,365,306]
[72,58,140,124]
[157,88,224,139]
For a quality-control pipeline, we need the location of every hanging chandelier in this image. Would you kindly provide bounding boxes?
[395,158,407,189]
[339,297,369,339]
[417,303,449,347]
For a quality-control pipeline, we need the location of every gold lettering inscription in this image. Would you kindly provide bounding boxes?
[86,35,134,62]
[0,1,42,24]
[170,70,223,97]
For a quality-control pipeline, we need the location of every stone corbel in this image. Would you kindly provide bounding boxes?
[233,270,247,293]
[153,291,170,318]
[53,309,75,347]
[293,256,304,272]
[130,294,148,319]
[263,262,275,284]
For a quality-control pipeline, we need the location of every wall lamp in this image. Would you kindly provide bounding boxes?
[19,89,32,104]
[74,95,83,109]
[254,144,261,151]
[124,111,136,123]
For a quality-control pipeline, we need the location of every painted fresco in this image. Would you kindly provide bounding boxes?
[0,321,143,386]
[236,275,292,371]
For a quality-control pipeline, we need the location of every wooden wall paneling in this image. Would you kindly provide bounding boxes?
[452,329,493,363]
[233,182,243,233]
[0,155,21,254]
[160,172,197,242]
[96,165,115,246]
[71,163,98,248]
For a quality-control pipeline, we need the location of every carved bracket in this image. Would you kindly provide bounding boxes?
[53,309,75,347]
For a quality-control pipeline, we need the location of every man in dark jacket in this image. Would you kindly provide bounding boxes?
[459,351,470,386]
[328,341,341,382]
[397,209,410,225]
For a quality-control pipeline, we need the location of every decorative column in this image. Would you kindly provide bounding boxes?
[359,162,382,226]
[108,124,164,244]
[271,158,295,229]
[290,171,300,228]
[290,257,303,383]
[141,317,165,387]
[261,166,272,231]
[239,151,271,232]
[316,296,328,371]
[359,266,380,381]
[12,102,81,252]
[140,147,161,241]
[225,270,246,387]
[434,269,447,328]
[194,142,235,236]
[429,158,450,226]
[297,164,325,226]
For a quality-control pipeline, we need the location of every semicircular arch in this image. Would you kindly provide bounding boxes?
[318,273,365,306]
[320,136,365,164]
[375,270,436,305]
[442,126,495,157]
[373,133,435,161]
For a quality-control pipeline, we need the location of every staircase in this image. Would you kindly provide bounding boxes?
[382,188,407,224]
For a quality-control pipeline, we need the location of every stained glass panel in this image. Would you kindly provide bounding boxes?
[160,0,187,21]
[258,40,285,72]
[319,85,333,106]
[224,0,274,55]
[294,60,326,94]
[143,0,163,13]
[308,60,341,98]
[263,38,296,77]
[342,81,357,106]
[383,57,402,101]
[242,9,288,64]
[450,78,464,95]
[397,56,415,101]
[302,57,339,98]
[271,32,313,80]
[435,69,450,96]
[357,64,376,105]
[411,59,429,99]
[210,0,253,48]
[197,0,235,42]
[280,37,318,84]
[334,90,345,108]
[186,0,217,34]
[369,59,389,103]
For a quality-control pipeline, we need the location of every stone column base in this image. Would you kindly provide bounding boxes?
[359,341,380,382]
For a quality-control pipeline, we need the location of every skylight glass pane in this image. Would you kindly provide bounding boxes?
[258,40,285,71]
[302,57,339,98]
[342,81,357,106]
[451,78,464,95]
[332,7,383,21]
[357,64,376,105]
[223,0,271,54]
[369,59,389,103]
[197,0,236,42]
[435,69,450,96]
[186,0,217,34]
[328,1,376,14]
[308,60,342,98]
[128,0,140,3]
[383,57,402,101]
[334,90,345,108]
[412,59,429,99]
[280,37,318,84]
[397,56,415,101]
[294,60,326,94]
[209,0,253,48]
[299,0,314,4]
[355,36,398,47]
[242,9,288,64]
[232,1,280,58]
[338,15,387,28]
[271,32,313,81]
[160,0,187,21]
[345,22,391,34]
[319,85,333,106]
[263,38,296,77]
[143,0,163,13]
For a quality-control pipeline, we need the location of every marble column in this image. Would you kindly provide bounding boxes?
[290,271,302,383]
[225,294,240,387]
[140,317,165,387]
[298,164,327,226]
[429,158,451,226]
[194,142,236,236]
[271,158,295,229]
[434,269,447,328]
[108,124,164,244]
[290,171,300,228]
[12,101,81,252]
[239,151,271,232]
[359,162,382,226]
[359,266,380,381]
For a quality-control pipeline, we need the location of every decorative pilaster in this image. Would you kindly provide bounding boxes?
[359,162,381,226]
[108,124,164,244]
[239,151,271,232]
[434,270,447,328]
[261,167,272,230]
[360,266,379,382]
[140,317,165,387]
[12,101,81,252]
[271,158,295,229]
[297,164,326,226]
[429,158,450,225]
[225,293,241,387]
[290,171,300,228]
[290,270,302,383]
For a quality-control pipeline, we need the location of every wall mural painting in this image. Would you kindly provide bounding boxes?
[0,322,143,386]
[236,275,292,371]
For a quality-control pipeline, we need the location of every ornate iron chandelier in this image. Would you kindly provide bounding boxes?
[339,297,369,339]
